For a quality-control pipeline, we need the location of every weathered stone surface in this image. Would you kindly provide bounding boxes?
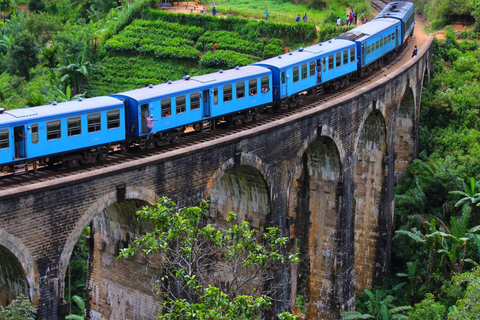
[0,36,433,319]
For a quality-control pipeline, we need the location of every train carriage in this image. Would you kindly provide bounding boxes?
[0,97,126,172]
[337,18,401,75]
[254,39,357,106]
[110,66,272,146]
[375,1,415,43]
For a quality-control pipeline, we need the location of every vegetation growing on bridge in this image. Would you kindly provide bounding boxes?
[118,197,299,319]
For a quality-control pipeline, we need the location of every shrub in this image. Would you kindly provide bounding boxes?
[200,50,258,68]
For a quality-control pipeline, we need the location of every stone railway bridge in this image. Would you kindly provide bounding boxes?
[0,36,433,319]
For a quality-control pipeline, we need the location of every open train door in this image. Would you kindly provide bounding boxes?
[13,126,26,159]
[202,89,211,117]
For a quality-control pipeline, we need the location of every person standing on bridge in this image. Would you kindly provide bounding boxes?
[411,45,418,58]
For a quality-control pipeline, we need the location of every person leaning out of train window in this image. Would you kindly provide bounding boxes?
[144,114,158,140]
[15,132,26,158]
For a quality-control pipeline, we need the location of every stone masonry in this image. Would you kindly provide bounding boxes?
[0,36,433,319]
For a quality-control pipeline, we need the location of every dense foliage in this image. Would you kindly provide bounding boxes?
[343,31,480,320]
[119,198,299,319]
[0,295,36,320]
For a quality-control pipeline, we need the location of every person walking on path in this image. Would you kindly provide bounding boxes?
[346,14,350,25]
[337,16,341,26]
[411,45,418,58]
[212,6,217,16]
[264,9,268,21]
[303,12,307,22]
[352,10,357,25]
[296,14,300,23]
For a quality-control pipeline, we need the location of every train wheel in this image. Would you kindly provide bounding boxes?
[99,149,108,161]
[2,165,11,174]
[194,122,202,132]
[68,159,79,167]
[234,118,242,126]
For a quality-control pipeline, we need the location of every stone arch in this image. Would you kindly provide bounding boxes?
[207,155,271,226]
[394,86,416,177]
[288,136,343,320]
[353,109,388,293]
[58,186,158,289]
[0,230,39,305]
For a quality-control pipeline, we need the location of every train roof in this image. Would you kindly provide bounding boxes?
[374,1,414,20]
[252,38,355,69]
[0,96,124,126]
[336,18,400,42]
[253,47,316,69]
[303,39,356,54]
[111,66,271,102]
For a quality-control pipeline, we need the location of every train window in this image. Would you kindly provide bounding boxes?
[47,120,61,140]
[68,116,82,136]
[176,96,186,113]
[88,113,101,133]
[384,36,387,44]
[223,85,232,102]
[261,76,269,93]
[343,50,348,64]
[31,124,39,144]
[161,99,171,117]
[107,111,120,129]
[236,82,245,99]
[309,61,315,77]
[388,34,391,43]
[328,55,333,70]
[301,64,307,80]
[380,38,383,47]
[0,129,8,149]
[293,67,299,82]
[281,72,286,84]
[323,58,326,72]
[249,79,257,96]
[376,41,379,50]
[367,45,371,54]
[213,88,219,104]
[190,92,201,110]
[371,44,375,52]
[392,32,395,41]
[336,52,341,67]
[350,48,355,62]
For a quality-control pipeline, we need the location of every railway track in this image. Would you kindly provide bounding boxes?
[370,0,390,13]
[0,32,415,192]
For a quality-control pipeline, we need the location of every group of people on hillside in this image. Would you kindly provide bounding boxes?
[337,12,366,26]
[294,13,308,23]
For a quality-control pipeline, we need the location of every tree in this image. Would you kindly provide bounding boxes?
[407,293,446,320]
[0,294,36,320]
[118,197,298,319]
[65,295,85,320]
[6,30,39,81]
[0,0,14,35]
[27,0,45,13]
[447,267,480,319]
[54,46,101,96]
[340,289,410,320]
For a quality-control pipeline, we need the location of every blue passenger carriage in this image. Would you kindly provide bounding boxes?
[0,97,126,172]
[375,1,415,44]
[254,38,356,107]
[337,18,401,76]
[111,66,272,148]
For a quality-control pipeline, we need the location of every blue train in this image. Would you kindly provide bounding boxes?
[0,1,414,174]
